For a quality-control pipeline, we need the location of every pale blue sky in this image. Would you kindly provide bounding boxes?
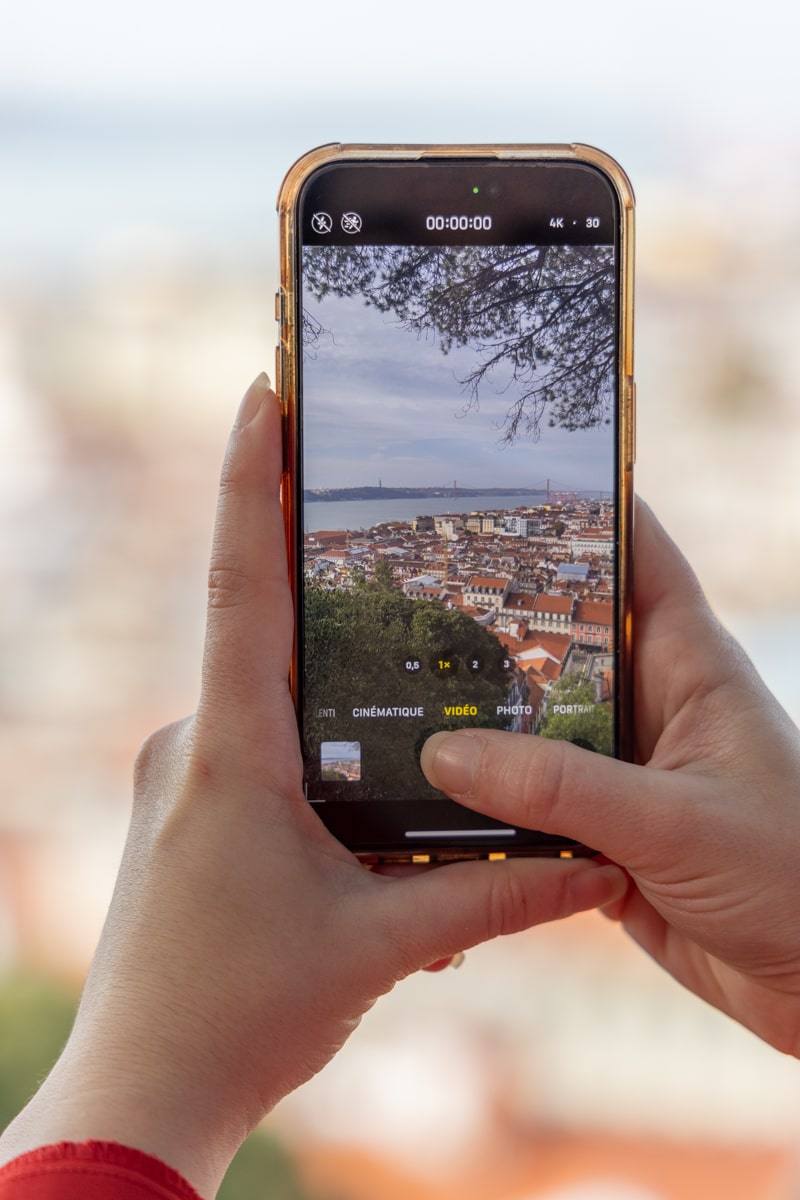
[4,0,798,133]
[4,0,797,287]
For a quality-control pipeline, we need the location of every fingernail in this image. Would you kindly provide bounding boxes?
[422,731,482,797]
[570,863,628,911]
[235,372,272,429]
[423,956,453,973]
[423,952,465,973]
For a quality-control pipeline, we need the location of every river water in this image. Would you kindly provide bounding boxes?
[302,491,603,533]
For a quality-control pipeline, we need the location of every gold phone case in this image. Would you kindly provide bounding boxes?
[277,144,635,854]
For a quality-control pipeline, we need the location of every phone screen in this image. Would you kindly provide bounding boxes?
[287,154,630,856]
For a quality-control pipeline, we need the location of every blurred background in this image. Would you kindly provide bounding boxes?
[2,2,800,1197]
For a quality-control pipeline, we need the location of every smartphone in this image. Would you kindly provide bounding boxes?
[277,144,634,861]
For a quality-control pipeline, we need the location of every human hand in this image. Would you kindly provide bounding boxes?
[422,499,800,1058]
[0,376,626,1198]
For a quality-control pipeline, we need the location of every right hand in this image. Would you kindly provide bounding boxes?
[422,499,800,1057]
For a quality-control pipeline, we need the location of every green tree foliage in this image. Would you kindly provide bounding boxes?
[303,584,509,800]
[0,975,77,1131]
[372,558,395,590]
[303,243,615,443]
[539,673,613,755]
[218,1131,310,1200]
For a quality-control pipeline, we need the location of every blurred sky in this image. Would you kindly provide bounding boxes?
[3,0,798,124]
[3,0,800,278]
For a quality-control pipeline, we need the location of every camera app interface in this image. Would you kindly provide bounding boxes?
[298,162,619,803]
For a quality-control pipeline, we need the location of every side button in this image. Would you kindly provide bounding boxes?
[623,376,636,467]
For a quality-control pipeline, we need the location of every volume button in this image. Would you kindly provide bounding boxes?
[623,376,636,467]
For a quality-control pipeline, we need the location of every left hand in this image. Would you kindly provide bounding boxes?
[421,499,800,1060]
[0,376,626,1198]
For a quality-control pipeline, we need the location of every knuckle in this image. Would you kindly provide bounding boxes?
[133,717,193,811]
[371,889,443,983]
[483,867,538,939]
[361,913,416,985]
[207,560,253,611]
[218,444,247,491]
[500,737,570,834]
[133,725,170,793]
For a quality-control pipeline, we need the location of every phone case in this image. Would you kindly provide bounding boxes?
[277,145,635,859]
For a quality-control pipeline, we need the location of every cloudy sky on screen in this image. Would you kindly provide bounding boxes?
[301,287,613,492]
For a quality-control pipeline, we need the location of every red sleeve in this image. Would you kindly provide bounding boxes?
[0,1141,204,1200]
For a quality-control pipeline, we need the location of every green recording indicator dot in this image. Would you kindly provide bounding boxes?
[472,186,479,194]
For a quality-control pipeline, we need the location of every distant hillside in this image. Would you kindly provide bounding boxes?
[304,486,547,502]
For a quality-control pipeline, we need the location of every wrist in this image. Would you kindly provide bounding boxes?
[0,1140,205,1200]
[0,1026,247,1199]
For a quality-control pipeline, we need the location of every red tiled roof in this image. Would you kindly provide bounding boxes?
[574,599,614,626]
[306,530,349,545]
[466,575,509,590]
[502,592,537,610]
[531,657,561,682]
[534,631,572,660]
[533,593,573,615]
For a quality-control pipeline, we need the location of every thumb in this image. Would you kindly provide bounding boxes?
[196,375,297,755]
[421,728,699,873]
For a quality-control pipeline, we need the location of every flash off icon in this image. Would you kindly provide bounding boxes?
[311,212,332,234]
